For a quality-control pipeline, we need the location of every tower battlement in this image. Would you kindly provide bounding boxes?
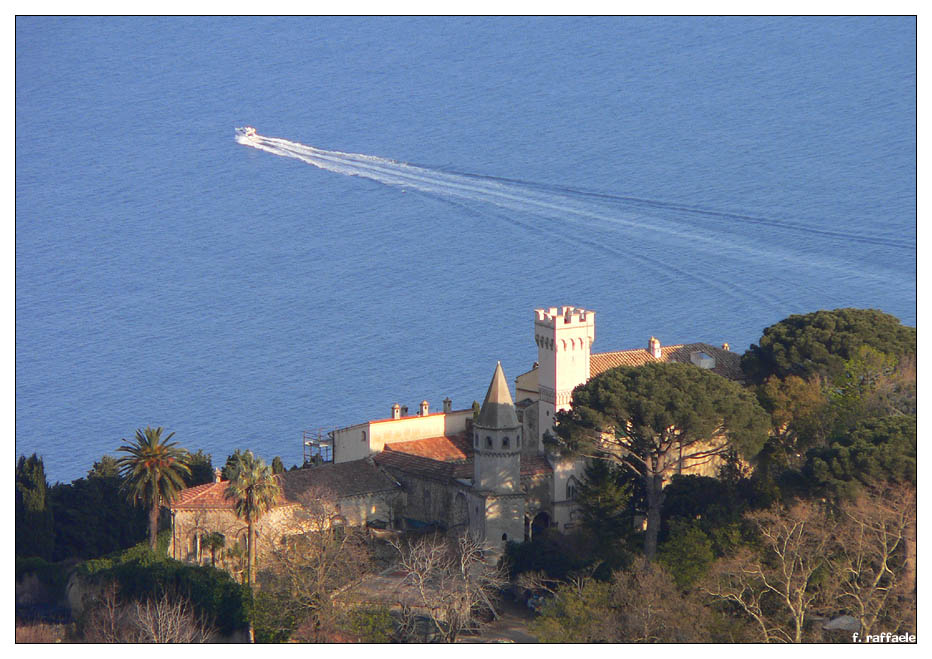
[534,306,595,328]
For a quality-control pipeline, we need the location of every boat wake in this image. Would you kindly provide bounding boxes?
[235,128,913,307]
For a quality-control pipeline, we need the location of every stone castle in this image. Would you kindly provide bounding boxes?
[168,305,742,565]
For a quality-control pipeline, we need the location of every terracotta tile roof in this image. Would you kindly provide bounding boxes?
[383,434,473,462]
[374,450,472,481]
[278,460,399,501]
[590,343,744,381]
[171,479,289,511]
[171,460,398,511]
[377,441,553,483]
[520,455,553,477]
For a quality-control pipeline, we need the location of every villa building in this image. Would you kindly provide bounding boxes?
[169,305,742,565]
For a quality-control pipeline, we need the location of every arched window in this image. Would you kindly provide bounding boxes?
[502,436,510,448]
[361,431,367,443]
[486,436,493,449]
[567,476,580,501]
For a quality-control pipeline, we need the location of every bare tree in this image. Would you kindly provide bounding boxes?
[83,584,216,643]
[260,485,376,641]
[531,561,711,643]
[611,560,708,643]
[703,501,833,643]
[129,592,217,643]
[82,581,128,643]
[830,483,916,637]
[390,533,507,643]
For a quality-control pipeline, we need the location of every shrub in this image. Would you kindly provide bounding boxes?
[339,605,395,643]
[77,532,249,637]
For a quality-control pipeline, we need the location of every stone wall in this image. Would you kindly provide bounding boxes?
[170,489,402,574]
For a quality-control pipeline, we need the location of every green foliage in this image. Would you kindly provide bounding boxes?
[225,450,280,586]
[221,449,247,481]
[225,451,280,525]
[505,534,596,581]
[48,470,147,561]
[554,362,770,463]
[251,589,300,643]
[184,450,215,487]
[471,400,481,420]
[530,578,614,643]
[662,476,743,529]
[660,475,756,559]
[78,532,249,636]
[742,308,916,384]
[15,556,71,602]
[757,375,834,458]
[802,415,916,499]
[271,456,285,474]
[15,454,55,560]
[339,606,395,643]
[200,532,226,566]
[576,459,635,543]
[827,345,916,431]
[88,455,121,479]
[551,362,769,559]
[657,521,715,589]
[116,426,192,549]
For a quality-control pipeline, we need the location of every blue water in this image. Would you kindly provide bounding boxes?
[16,17,916,483]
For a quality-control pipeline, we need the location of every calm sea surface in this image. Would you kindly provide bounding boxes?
[16,17,916,483]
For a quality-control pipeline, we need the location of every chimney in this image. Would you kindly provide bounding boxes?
[420,400,430,416]
[442,397,452,413]
[722,342,730,351]
[648,336,662,359]
[391,403,401,420]
[214,467,222,483]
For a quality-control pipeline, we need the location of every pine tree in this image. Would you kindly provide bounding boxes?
[15,454,55,559]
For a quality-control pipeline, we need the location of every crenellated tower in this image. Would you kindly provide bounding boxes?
[534,306,595,443]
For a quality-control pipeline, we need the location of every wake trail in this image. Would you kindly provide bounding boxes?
[445,170,913,251]
[236,131,908,290]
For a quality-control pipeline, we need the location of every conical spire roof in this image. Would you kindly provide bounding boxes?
[476,362,519,429]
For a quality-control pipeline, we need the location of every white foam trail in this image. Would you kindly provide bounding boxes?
[235,131,907,294]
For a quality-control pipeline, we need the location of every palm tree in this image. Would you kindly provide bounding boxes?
[224,450,281,587]
[116,426,191,550]
[201,531,226,567]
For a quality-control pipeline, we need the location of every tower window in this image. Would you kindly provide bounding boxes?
[502,437,509,448]
[486,437,493,449]
[567,477,580,501]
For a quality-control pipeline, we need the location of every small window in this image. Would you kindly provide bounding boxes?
[502,437,510,448]
[567,477,580,501]
[361,431,367,443]
[502,533,508,542]
[486,436,493,449]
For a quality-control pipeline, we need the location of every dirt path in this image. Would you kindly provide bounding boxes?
[459,597,539,643]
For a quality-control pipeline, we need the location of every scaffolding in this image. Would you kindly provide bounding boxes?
[303,428,333,465]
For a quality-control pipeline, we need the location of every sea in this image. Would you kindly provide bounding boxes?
[15,16,916,484]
